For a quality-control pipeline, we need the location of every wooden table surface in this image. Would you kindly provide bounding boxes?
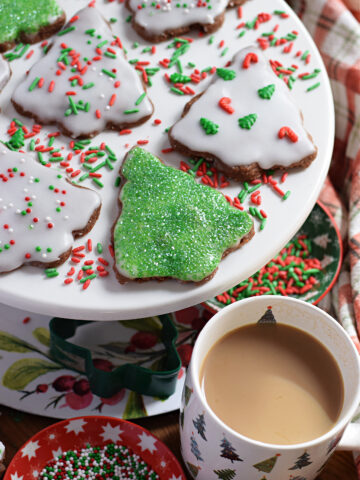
[0,405,357,479]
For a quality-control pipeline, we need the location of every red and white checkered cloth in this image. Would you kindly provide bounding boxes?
[288,0,360,474]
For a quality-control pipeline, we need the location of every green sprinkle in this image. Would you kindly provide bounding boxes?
[129,58,139,64]
[132,41,139,48]
[123,108,140,114]
[97,243,103,254]
[258,84,275,100]
[115,176,121,187]
[307,82,320,92]
[104,52,116,59]
[135,92,146,105]
[102,68,116,78]
[187,62,196,68]
[301,50,309,61]
[92,178,104,188]
[200,117,219,135]
[260,218,267,230]
[28,77,40,91]
[238,113,257,130]
[170,87,184,95]
[221,47,229,57]
[216,68,236,80]
[110,17,117,23]
[68,96,78,115]
[238,30,246,38]
[209,35,214,44]
[57,26,76,36]
[126,14,133,22]
[176,59,183,74]
[282,190,291,200]
[97,40,108,48]
[85,28,96,36]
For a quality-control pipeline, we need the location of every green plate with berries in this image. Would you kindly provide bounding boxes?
[204,201,343,312]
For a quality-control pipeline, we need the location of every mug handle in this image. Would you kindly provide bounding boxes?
[337,423,360,451]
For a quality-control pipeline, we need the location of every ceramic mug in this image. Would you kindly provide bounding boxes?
[180,296,360,480]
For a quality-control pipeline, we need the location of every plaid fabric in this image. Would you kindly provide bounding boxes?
[288,0,360,474]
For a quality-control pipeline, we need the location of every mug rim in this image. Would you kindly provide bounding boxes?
[191,295,360,451]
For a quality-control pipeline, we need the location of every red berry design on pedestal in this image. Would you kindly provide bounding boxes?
[65,391,93,410]
[93,358,114,372]
[131,331,158,349]
[52,375,76,392]
[191,317,207,333]
[175,307,200,325]
[73,379,90,396]
[36,384,48,393]
[177,344,193,367]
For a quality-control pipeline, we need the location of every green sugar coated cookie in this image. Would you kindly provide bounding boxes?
[0,0,63,45]
[113,147,253,282]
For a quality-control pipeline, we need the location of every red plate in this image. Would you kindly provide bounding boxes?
[4,415,186,480]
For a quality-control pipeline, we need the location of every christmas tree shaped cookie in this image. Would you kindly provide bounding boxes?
[0,0,65,53]
[169,46,317,181]
[12,7,153,139]
[0,148,101,273]
[126,0,248,43]
[0,56,10,92]
[112,147,254,283]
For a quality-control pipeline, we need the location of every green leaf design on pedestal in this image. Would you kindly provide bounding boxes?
[32,327,50,347]
[200,117,219,135]
[122,391,148,419]
[119,317,163,333]
[0,331,34,353]
[216,68,236,81]
[214,468,236,480]
[2,358,60,390]
[253,454,280,473]
[258,84,275,99]
[238,113,257,130]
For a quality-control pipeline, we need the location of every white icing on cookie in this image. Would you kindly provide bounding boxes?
[0,55,10,91]
[128,0,229,35]
[170,46,317,170]
[0,148,101,273]
[12,7,153,138]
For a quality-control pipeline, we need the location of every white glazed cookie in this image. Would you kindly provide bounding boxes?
[12,7,153,139]
[0,55,10,91]
[0,148,101,273]
[126,0,248,42]
[169,45,317,181]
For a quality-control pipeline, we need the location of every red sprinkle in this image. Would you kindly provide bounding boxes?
[219,97,234,114]
[242,52,258,69]
[278,126,298,143]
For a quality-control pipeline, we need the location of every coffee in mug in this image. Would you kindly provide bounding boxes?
[200,322,344,445]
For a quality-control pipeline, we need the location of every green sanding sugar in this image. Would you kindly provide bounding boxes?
[0,0,64,45]
[113,147,253,282]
